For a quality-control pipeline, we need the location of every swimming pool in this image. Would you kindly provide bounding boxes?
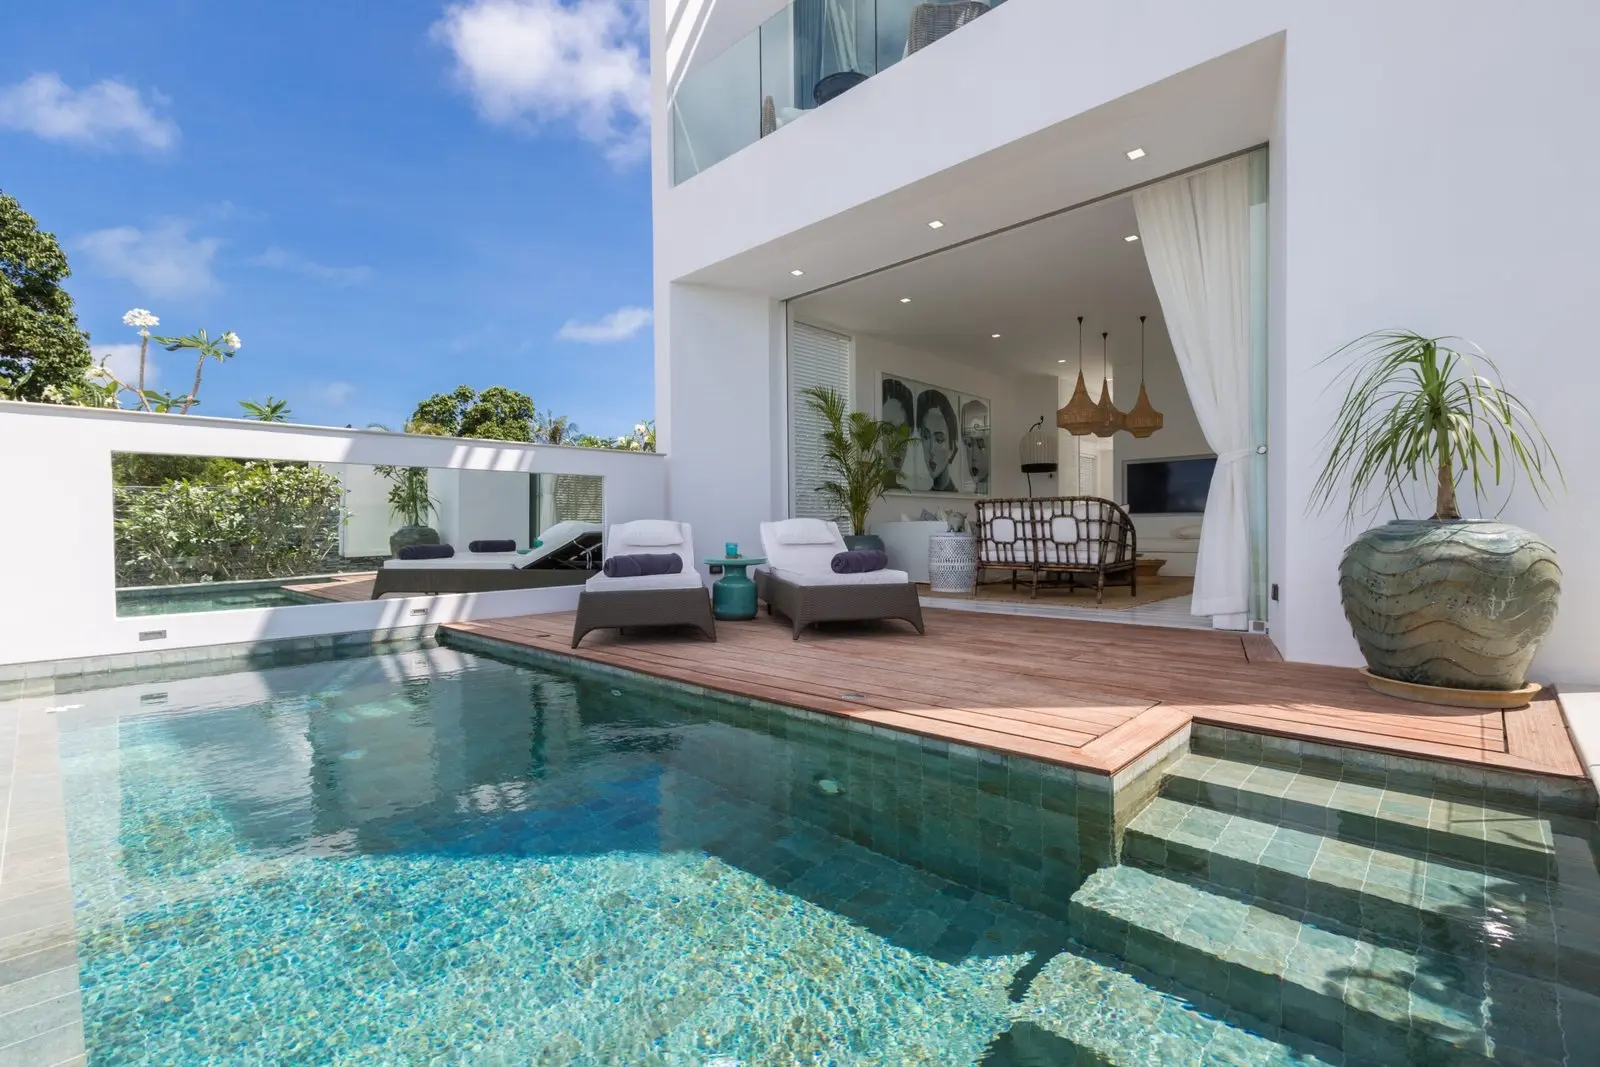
[43,643,1599,1065]
[115,578,335,616]
[53,646,1118,1064]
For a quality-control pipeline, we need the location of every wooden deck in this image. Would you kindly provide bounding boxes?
[442,608,1586,781]
[288,574,376,601]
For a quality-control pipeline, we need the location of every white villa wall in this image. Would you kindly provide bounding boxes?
[430,469,534,550]
[0,404,667,669]
[651,0,1600,685]
[327,463,393,558]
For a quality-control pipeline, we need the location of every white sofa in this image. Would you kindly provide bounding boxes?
[874,519,948,584]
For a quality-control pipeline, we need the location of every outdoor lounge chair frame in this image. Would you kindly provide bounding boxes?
[370,531,602,599]
[973,496,1137,603]
[571,586,716,647]
[755,569,926,640]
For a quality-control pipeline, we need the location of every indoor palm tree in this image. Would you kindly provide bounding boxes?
[1313,330,1563,702]
[802,385,911,545]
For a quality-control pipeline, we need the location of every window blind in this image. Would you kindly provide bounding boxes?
[789,322,852,521]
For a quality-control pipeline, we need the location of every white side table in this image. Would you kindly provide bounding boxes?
[928,532,977,595]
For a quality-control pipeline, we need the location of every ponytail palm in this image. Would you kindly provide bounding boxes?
[1312,330,1561,522]
[802,386,910,535]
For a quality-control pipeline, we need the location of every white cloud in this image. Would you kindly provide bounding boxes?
[557,305,652,343]
[93,342,152,385]
[76,222,221,300]
[433,0,649,163]
[314,381,356,407]
[250,246,373,287]
[0,73,178,152]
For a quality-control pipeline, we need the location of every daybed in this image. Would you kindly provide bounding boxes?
[571,520,715,647]
[972,497,1137,602]
[755,518,925,640]
[370,521,601,599]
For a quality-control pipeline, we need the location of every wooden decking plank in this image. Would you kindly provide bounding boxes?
[1505,693,1586,777]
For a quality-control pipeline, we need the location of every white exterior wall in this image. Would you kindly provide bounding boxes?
[652,0,1600,684]
[0,404,667,668]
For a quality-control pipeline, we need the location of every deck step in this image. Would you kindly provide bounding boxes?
[1069,865,1496,1062]
[1009,948,1338,1067]
[1122,796,1561,966]
[1160,752,1556,878]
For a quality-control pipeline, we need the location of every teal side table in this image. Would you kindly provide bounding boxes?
[703,556,766,621]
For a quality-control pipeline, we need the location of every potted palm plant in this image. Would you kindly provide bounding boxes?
[802,386,911,551]
[376,466,441,555]
[1312,330,1562,706]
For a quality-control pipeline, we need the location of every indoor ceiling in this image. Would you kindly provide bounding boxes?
[790,192,1165,378]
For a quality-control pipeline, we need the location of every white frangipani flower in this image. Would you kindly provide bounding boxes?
[122,308,159,328]
[221,331,242,349]
[634,422,647,436]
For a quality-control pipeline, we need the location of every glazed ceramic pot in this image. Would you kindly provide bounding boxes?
[1338,519,1561,691]
[389,525,441,556]
[843,533,885,552]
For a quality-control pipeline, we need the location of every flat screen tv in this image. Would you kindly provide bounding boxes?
[1125,456,1216,514]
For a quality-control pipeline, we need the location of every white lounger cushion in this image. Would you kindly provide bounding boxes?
[768,566,911,587]
[770,517,836,545]
[759,520,912,587]
[583,570,705,593]
[613,519,685,547]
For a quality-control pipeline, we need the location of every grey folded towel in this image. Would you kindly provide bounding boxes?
[398,543,454,560]
[468,539,516,553]
[603,553,684,578]
[831,548,887,574]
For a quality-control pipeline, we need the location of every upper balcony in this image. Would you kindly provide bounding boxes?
[669,0,1011,185]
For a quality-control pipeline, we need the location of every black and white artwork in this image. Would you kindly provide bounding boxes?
[881,374,990,495]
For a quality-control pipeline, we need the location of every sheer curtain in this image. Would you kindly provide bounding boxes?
[1133,156,1254,629]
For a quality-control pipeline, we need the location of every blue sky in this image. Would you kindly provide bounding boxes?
[0,0,653,435]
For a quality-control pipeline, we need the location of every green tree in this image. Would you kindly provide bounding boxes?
[0,190,93,401]
[151,327,241,413]
[406,385,535,441]
[535,409,577,445]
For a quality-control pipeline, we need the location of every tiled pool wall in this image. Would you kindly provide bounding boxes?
[0,624,439,701]
[443,629,1186,920]
[1192,724,1598,816]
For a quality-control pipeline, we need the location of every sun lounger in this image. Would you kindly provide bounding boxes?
[571,520,715,647]
[755,519,925,639]
[370,522,601,598]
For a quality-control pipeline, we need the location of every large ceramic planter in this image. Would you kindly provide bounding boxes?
[1338,519,1560,693]
[389,525,441,556]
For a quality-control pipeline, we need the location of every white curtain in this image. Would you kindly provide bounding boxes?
[1133,157,1254,628]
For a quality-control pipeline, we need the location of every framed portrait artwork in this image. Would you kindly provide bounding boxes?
[879,373,991,496]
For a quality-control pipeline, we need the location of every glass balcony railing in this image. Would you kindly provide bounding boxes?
[670,0,1010,185]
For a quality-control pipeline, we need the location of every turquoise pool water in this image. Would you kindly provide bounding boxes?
[55,647,1108,1064]
[51,644,1600,1065]
[115,579,332,616]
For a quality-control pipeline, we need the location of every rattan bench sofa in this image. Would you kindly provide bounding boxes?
[973,496,1137,602]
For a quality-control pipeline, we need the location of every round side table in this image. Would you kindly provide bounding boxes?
[703,557,766,620]
[928,533,977,595]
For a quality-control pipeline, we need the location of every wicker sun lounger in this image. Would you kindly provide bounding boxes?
[756,520,926,640]
[571,521,716,647]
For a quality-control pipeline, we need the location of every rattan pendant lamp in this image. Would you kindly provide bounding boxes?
[1092,331,1125,437]
[1123,314,1165,439]
[1057,316,1099,436]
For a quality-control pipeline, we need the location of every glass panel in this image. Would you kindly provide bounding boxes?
[673,0,1009,185]
[110,453,603,616]
[1247,148,1270,624]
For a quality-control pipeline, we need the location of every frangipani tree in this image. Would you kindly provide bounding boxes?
[151,327,242,414]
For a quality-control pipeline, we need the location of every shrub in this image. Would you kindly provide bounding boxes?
[115,462,344,586]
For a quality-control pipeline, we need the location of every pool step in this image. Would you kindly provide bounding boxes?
[1070,865,1495,1063]
[1122,796,1561,967]
[1008,947,1339,1067]
[1160,752,1556,879]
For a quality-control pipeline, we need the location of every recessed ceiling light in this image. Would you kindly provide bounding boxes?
[1057,358,1067,363]
[1124,234,1140,242]
[900,297,912,304]
[927,220,945,229]
[991,333,1002,339]
[1126,147,1146,160]
[790,269,805,276]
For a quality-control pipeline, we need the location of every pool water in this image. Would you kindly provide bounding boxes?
[54,647,1109,1065]
[115,579,333,617]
